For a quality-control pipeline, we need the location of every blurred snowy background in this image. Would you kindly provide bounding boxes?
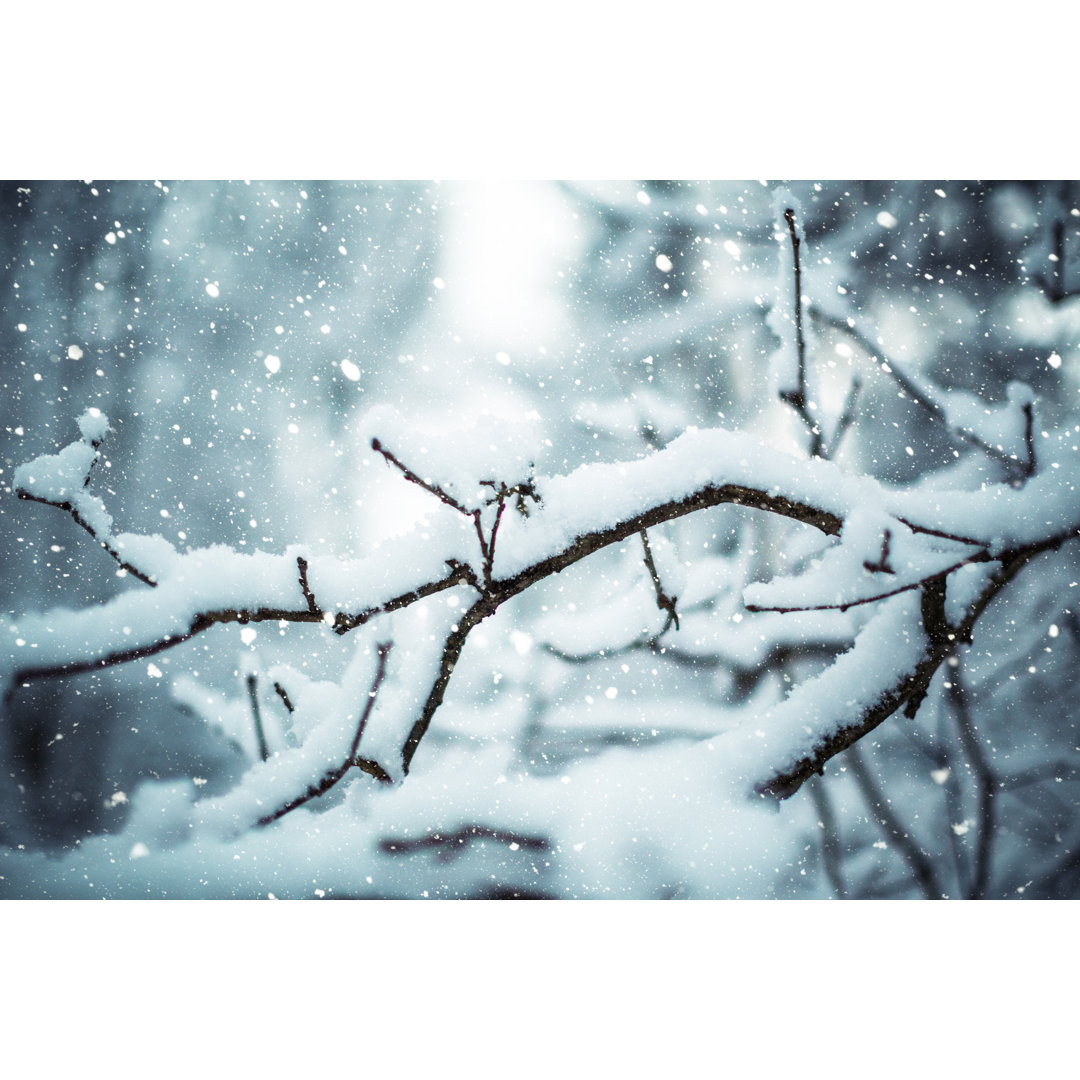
[2,180,1078,898]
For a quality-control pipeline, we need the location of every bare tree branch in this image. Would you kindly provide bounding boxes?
[245,674,269,762]
[639,529,679,631]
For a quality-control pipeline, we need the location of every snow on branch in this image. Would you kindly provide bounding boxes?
[13,410,170,586]
[5,404,1080,813]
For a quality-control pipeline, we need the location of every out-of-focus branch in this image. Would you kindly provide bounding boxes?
[808,773,847,898]
[809,306,1031,479]
[825,375,862,459]
[378,824,549,863]
[945,653,996,900]
[846,745,943,899]
[257,642,393,826]
[245,673,270,762]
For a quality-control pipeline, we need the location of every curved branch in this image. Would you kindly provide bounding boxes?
[7,462,843,693]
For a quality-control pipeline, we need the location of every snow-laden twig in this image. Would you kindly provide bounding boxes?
[6,410,1080,805]
[809,307,1036,481]
[14,410,163,586]
[256,642,393,826]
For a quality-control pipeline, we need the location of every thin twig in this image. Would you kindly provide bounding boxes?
[847,745,944,899]
[1022,401,1037,478]
[273,681,295,714]
[862,529,895,575]
[371,437,471,516]
[783,208,808,411]
[348,642,394,761]
[640,529,679,631]
[746,552,992,615]
[297,556,320,616]
[779,207,823,458]
[245,674,270,762]
[16,491,158,586]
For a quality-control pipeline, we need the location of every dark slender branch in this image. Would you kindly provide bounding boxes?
[257,642,393,826]
[640,529,679,631]
[862,529,895,575]
[371,437,471,517]
[348,642,393,761]
[401,600,489,774]
[245,674,270,762]
[1022,401,1037,479]
[847,745,944,899]
[330,562,479,635]
[486,488,509,581]
[9,475,842,696]
[501,483,842,609]
[894,517,987,547]
[296,556,320,616]
[757,541,1056,801]
[273,681,295,714]
[378,824,549,862]
[540,636,845,703]
[746,552,992,616]
[472,509,491,587]
[782,208,808,411]
[16,491,158,587]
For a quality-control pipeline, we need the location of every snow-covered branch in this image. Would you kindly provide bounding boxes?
[8,402,1080,818]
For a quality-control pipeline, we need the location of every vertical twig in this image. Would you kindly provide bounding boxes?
[1021,401,1037,480]
[780,206,823,458]
[348,642,394,761]
[808,775,847,898]
[296,556,321,615]
[946,654,996,899]
[639,529,679,631]
[784,207,808,411]
[245,674,270,762]
[847,745,944,899]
